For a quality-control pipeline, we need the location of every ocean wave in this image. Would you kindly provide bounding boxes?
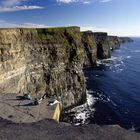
[126,56,131,59]
[114,64,121,67]
[96,56,125,69]
[102,56,124,65]
[100,55,126,73]
[107,62,125,73]
[102,56,119,62]
[70,90,96,125]
[68,89,118,125]
[85,76,89,81]
[102,56,124,62]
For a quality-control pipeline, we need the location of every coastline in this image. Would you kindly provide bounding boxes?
[0,27,138,139]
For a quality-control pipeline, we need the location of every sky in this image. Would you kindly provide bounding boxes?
[0,0,140,36]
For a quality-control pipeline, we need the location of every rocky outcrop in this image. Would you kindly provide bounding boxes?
[93,32,111,59]
[108,36,120,50]
[0,118,139,140]
[0,27,87,109]
[119,37,134,43]
[81,31,97,67]
[93,34,133,59]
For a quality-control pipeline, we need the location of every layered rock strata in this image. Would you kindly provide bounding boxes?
[0,27,86,109]
[0,27,132,110]
[81,31,97,66]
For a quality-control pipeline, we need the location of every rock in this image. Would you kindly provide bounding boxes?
[0,118,139,140]
[119,37,134,43]
[0,27,133,110]
[81,31,97,67]
[0,27,86,109]
[108,36,120,50]
[93,32,111,59]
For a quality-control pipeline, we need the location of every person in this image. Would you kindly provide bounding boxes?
[23,94,32,100]
[48,100,60,106]
[42,94,47,99]
[34,98,39,105]
[34,97,42,105]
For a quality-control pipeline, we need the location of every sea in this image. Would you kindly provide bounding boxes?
[70,38,140,132]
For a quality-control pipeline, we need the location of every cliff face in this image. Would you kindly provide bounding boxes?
[0,27,132,109]
[0,27,87,109]
[81,31,97,66]
[93,32,111,59]
[108,36,120,50]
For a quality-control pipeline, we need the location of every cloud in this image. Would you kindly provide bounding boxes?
[83,1,91,4]
[56,0,113,4]
[80,25,110,32]
[23,23,48,28]
[56,0,91,4]
[0,20,48,28]
[57,0,78,4]
[0,5,43,12]
[99,0,112,3]
[57,0,75,4]
[0,0,44,12]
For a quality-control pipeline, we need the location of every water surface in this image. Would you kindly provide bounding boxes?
[85,38,140,132]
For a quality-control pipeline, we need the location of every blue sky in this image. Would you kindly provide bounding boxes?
[0,0,140,36]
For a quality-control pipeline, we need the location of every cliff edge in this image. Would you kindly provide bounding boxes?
[0,27,86,109]
[0,27,133,111]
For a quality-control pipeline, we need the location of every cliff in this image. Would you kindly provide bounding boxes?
[0,27,86,109]
[0,27,133,110]
[81,31,97,66]
[119,37,134,43]
[108,36,120,50]
[93,32,111,59]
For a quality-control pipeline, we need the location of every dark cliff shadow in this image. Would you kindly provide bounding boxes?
[16,96,26,100]
[5,96,28,101]
[84,42,94,65]
[15,102,35,107]
[97,43,104,59]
